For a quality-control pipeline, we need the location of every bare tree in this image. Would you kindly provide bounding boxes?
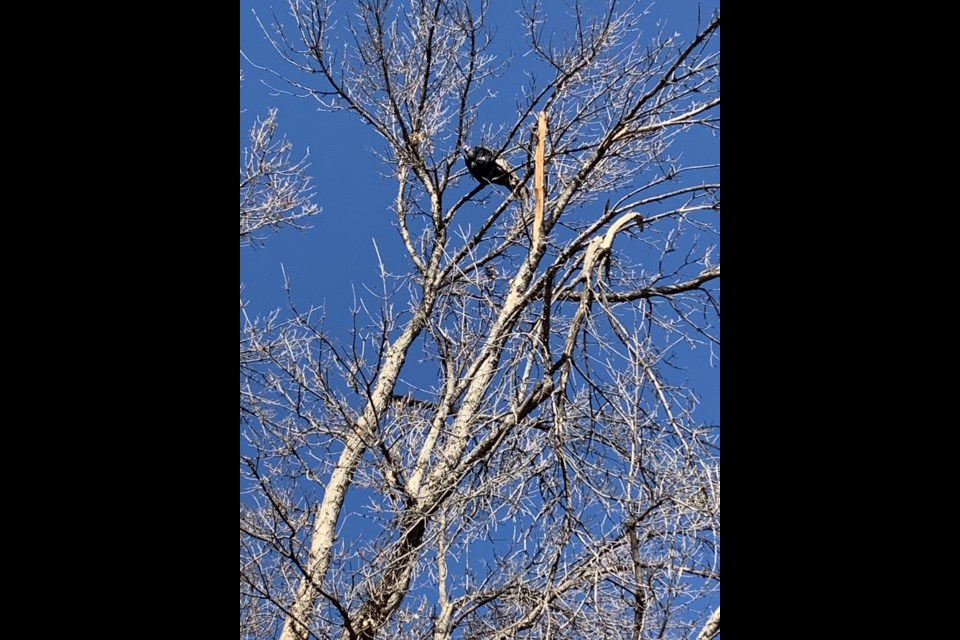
[240,73,320,248]
[241,1,720,639]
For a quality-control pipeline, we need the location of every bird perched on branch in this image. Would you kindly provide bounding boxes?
[463,145,528,198]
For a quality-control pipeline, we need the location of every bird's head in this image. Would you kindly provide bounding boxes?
[465,145,496,164]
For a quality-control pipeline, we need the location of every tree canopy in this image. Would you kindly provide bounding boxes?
[241,2,720,638]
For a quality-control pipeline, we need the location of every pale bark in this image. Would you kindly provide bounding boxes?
[242,3,720,638]
[697,606,720,640]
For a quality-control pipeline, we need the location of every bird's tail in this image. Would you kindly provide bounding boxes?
[510,176,530,200]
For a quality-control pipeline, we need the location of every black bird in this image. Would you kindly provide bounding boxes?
[463,145,528,198]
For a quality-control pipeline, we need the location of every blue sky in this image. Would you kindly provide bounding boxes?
[242,2,718,635]
[240,1,718,422]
